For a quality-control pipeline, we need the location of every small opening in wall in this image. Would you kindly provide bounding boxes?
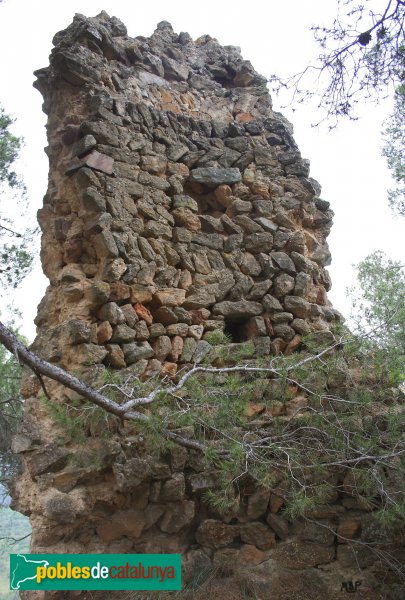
[211,75,235,89]
[224,319,248,343]
[183,184,227,216]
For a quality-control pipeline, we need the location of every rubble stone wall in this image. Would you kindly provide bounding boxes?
[12,12,399,600]
[31,11,339,379]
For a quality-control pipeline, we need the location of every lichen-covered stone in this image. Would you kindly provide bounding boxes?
[159,500,195,534]
[213,300,262,318]
[42,490,80,524]
[272,541,335,569]
[196,519,236,548]
[240,522,276,550]
[189,167,241,186]
[284,296,312,318]
[122,341,154,363]
[160,473,186,501]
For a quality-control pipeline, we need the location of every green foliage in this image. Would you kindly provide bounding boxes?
[0,343,22,451]
[284,490,318,520]
[116,325,405,530]
[40,394,119,443]
[0,507,30,600]
[2,249,400,574]
[270,0,405,124]
[203,330,232,346]
[101,368,123,386]
[202,488,239,513]
[1,243,32,289]
[349,251,405,376]
[382,84,405,216]
[135,414,175,456]
[202,445,220,466]
[0,107,23,190]
[40,395,88,442]
[70,447,105,470]
[0,322,25,488]
[228,341,256,362]
[249,464,279,490]
[202,333,255,364]
[374,499,405,531]
[0,104,34,293]
[270,1,405,215]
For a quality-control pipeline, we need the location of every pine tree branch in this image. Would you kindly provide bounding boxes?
[0,222,22,237]
[0,321,204,452]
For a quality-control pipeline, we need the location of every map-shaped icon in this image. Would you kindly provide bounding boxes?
[10,554,49,590]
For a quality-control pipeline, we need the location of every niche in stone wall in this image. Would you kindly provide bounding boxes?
[223,318,249,343]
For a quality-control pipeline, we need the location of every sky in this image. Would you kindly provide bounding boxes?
[0,0,403,341]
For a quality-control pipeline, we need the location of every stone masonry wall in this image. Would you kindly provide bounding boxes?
[30,11,339,379]
[11,12,399,600]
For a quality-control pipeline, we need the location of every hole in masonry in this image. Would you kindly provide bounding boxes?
[223,319,248,343]
[183,185,227,216]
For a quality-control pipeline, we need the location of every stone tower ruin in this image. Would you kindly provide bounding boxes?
[31,11,338,376]
[11,12,384,600]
